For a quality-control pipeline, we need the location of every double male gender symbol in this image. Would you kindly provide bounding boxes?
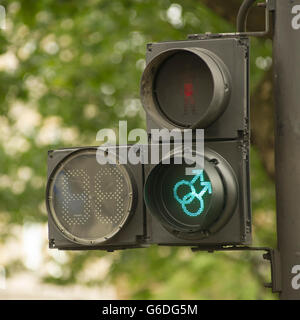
[173,170,212,217]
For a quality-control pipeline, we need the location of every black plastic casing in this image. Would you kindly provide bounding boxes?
[46,36,251,251]
[144,140,251,247]
[47,146,146,251]
[144,37,250,141]
[47,140,251,250]
[142,36,251,248]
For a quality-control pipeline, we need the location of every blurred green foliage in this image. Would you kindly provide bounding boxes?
[0,0,275,299]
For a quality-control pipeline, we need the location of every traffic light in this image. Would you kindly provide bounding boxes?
[141,36,251,247]
[144,140,250,246]
[46,146,145,250]
[141,37,249,139]
[46,35,251,251]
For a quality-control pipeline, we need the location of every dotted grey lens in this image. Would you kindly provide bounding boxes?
[48,149,133,245]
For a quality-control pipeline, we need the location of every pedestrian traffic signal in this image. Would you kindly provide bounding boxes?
[46,35,251,251]
[141,47,231,130]
[144,147,239,242]
[141,36,251,247]
[144,139,251,246]
[141,37,250,140]
[46,146,145,250]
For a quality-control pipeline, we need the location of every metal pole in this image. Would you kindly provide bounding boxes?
[273,0,300,300]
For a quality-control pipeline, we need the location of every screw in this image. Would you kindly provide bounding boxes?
[209,158,219,165]
[263,252,271,261]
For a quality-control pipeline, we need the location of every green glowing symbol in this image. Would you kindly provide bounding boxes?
[173,170,212,217]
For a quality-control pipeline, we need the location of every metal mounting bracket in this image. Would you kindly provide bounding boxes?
[188,0,275,40]
[191,246,281,293]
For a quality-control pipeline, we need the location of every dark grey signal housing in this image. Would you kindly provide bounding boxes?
[46,146,146,251]
[141,37,249,140]
[144,140,251,247]
[45,36,252,251]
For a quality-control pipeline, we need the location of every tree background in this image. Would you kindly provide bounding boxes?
[0,0,276,299]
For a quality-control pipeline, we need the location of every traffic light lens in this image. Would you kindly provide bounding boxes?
[144,154,228,238]
[159,163,215,230]
[141,48,231,129]
[46,149,134,245]
[154,51,214,127]
[144,149,239,239]
[173,170,212,217]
